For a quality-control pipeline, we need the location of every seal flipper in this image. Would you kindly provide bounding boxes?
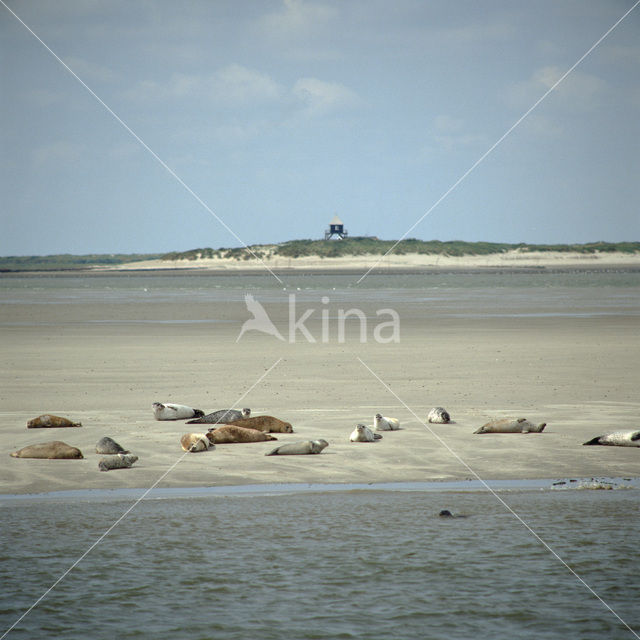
[192,409,205,418]
[583,436,602,446]
[632,432,640,441]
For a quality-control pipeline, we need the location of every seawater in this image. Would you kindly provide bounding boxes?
[1,487,638,640]
[1,270,639,319]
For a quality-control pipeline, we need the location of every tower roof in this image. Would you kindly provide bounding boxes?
[330,215,343,225]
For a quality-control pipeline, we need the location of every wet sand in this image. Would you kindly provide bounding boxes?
[1,288,638,495]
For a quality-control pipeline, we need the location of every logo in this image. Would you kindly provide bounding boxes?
[236,293,400,343]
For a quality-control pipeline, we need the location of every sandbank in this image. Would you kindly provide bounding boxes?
[1,283,638,497]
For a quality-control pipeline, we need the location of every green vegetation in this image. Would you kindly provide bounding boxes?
[1,240,638,271]
[0,253,164,272]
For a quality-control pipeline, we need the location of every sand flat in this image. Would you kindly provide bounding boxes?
[1,281,638,496]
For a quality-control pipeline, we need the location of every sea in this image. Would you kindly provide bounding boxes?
[1,269,639,639]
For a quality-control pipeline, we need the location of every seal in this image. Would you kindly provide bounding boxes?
[180,433,215,452]
[474,417,546,434]
[349,424,382,442]
[95,436,129,455]
[98,454,138,471]
[427,407,450,424]
[439,510,468,518]
[152,402,205,421]
[374,414,400,431]
[187,408,251,425]
[10,441,83,459]
[225,415,293,433]
[266,439,329,456]
[27,414,82,428]
[206,425,277,444]
[582,430,640,447]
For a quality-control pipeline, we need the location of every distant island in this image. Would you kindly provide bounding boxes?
[1,238,639,272]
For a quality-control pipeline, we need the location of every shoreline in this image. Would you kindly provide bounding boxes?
[2,476,637,502]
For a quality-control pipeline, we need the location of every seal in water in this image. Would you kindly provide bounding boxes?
[152,402,205,421]
[439,510,468,518]
[98,454,138,471]
[225,415,293,433]
[180,433,215,452]
[27,414,82,428]
[374,414,400,431]
[10,441,83,459]
[206,425,277,444]
[427,407,451,424]
[266,439,329,456]
[474,417,546,434]
[349,424,382,442]
[582,430,640,447]
[95,436,129,455]
[187,408,251,425]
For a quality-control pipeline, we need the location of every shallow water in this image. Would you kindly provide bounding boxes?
[1,488,638,640]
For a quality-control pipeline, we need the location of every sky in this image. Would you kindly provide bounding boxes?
[1,0,639,256]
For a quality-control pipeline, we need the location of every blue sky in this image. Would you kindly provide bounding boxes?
[1,0,639,256]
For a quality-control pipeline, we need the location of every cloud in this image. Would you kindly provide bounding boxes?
[261,0,337,38]
[507,65,606,113]
[292,77,359,116]
[62,56,118,83]
[431,115,487,152]
[124,65,282,106]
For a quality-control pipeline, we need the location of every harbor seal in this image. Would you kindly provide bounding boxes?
[474,418,546,434]
[95,436,129,455]
[152,402,205,421]
[582,430,640,447]
[349,424,382,442]
[180,433,215,452]
[439,510,468,518]
[10,441,83,459]
[27,414,82,428]
[187,408,251,425]
[226,415,293,433]
[374,414,400,431]
[98,454,138,471]
[266,439,329,456]
[206,425,277,444]
[427,407,451,424]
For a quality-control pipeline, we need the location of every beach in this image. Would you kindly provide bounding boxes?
[1,266,638,495]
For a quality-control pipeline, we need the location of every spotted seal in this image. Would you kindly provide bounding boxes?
[27,414,82,428]
[187,408,251,425]
[152,402,205,421]
[266,439,329,456]
[206,425,277,444]
[180,433,215,452]
[583,430,640,447]
[225,415,293,433]
[349,424,382,442]
[374,414,400,431]
[427,407,451,424]
[98,454,138,471]
[95,436,129,455]
[10,441,83,459]
[474,417,546,434]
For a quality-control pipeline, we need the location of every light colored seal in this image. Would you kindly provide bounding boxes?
[583,430,640,447]
[266,439,329,456]
[349,424,382,442]
[180,433,215,452]
[152,402,205,421]
[226,415,293,433]
[98,454,138,471]
[474,417,546,434]
[374,414,400,431]
[10,441,83,459]
[427,407,450,424]
[27,414,82,428]
[95,436,129,455]
[206,425,277,444]
[187,408,251,425]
